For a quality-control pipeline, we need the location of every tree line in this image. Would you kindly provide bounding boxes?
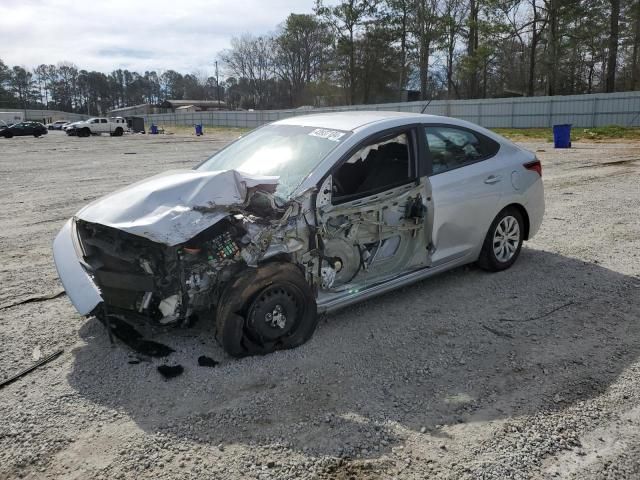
[0,0,635,113]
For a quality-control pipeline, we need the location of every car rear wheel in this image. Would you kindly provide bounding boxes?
[215,262,318,357]
[4,131,13,138]
[478,207,524,272]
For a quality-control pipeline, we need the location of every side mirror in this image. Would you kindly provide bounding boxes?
[316,175,332,208]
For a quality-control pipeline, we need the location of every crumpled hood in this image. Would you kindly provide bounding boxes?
[76,169,278,246]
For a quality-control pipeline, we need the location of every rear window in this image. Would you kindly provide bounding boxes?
[425,125,500,174]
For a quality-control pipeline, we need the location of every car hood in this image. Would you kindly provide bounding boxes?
[76,169,279,246]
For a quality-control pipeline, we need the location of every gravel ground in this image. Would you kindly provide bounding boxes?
[0,131,639,480]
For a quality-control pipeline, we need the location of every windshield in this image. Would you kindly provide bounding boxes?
[197,124,351,199]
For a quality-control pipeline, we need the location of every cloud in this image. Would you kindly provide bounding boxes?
[0,0,329,75]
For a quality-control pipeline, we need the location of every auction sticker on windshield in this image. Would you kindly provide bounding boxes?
[308,128,346,142]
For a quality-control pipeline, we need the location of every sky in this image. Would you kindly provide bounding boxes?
[0,0,329,77]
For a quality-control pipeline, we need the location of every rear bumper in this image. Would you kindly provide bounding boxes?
[53,219,102,315]
[526,179,545,239]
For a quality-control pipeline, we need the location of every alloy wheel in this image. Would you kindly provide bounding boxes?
[493,215,520,263]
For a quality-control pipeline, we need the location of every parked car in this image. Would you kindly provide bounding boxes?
[47,120,69,130]
[0,121,48,138]
[65,117,127,137]
[63,121,83,135]
[53,112,544,357]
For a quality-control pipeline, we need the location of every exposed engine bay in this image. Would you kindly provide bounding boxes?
[75,185,310,326]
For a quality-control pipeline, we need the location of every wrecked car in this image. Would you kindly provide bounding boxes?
[53,112,545,357]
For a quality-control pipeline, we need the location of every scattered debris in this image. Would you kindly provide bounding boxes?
[157,365,184,379]
[0,349,64,389]
[103,316,174,357]
[0,290,65,311]
[482,324,514,339]
[32,346,42,361]
[499,301,575,323]
[197,355,219,367]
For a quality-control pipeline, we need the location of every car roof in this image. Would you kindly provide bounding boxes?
[273,111,462,132]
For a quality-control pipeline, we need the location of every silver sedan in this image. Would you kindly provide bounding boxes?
[53,112,544,357]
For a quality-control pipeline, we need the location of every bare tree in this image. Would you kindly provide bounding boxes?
[275,14,333,106]
[413,0,441,100]
[221,35,275,108]
[606,0,621,92]
[315,0,377,104]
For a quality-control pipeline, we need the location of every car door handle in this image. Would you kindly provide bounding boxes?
[484,175,502,184]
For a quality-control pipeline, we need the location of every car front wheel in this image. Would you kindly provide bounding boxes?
[215,262,318,357]
[478,207,524,272]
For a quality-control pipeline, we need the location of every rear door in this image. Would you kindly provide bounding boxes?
[423,124,506,265]
[315,126,433,290]
[22,122,34,135]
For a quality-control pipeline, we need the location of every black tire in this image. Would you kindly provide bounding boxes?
[80,128,90,138]
[33,133,40,138]
[114,127,123,136]
[477,207,524,272]
[4,131,13,139]
[215,262,318,357]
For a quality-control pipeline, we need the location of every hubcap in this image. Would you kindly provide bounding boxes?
[493,215,520,263]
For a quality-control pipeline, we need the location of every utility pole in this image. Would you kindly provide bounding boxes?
[215,60,221,104]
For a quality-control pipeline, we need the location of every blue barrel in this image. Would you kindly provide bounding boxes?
[195,124,203,136]
[552,124,571,148]
[150,124,158,135]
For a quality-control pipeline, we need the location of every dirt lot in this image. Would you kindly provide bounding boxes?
[1,131,639,480]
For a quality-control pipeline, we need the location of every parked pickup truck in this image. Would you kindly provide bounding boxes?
[66,117,127,137]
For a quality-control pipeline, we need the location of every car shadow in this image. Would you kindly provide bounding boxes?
[67,248,640,459]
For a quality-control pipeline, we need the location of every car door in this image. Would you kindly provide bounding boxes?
[14,122,27,136]
[315,126,433,291]
[423,124,507,265]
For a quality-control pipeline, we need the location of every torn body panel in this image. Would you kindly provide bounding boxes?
[55,169,313,327]
[314,181,433,292]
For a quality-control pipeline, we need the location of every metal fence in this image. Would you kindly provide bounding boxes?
[142,91,640,130]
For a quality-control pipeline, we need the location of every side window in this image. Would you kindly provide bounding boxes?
[333,131,413,201]
[101,119,108,124]
[425,126,500,175]
[90,119,99,124]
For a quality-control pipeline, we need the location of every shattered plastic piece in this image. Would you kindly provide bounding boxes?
[158,295,179,321]
[157,365,184,379]
[197,355,219,367]
[105,316,175,357]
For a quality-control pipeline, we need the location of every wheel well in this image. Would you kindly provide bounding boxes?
[505,203,530,240]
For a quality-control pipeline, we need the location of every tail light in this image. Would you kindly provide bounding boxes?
[524,159,542,177]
